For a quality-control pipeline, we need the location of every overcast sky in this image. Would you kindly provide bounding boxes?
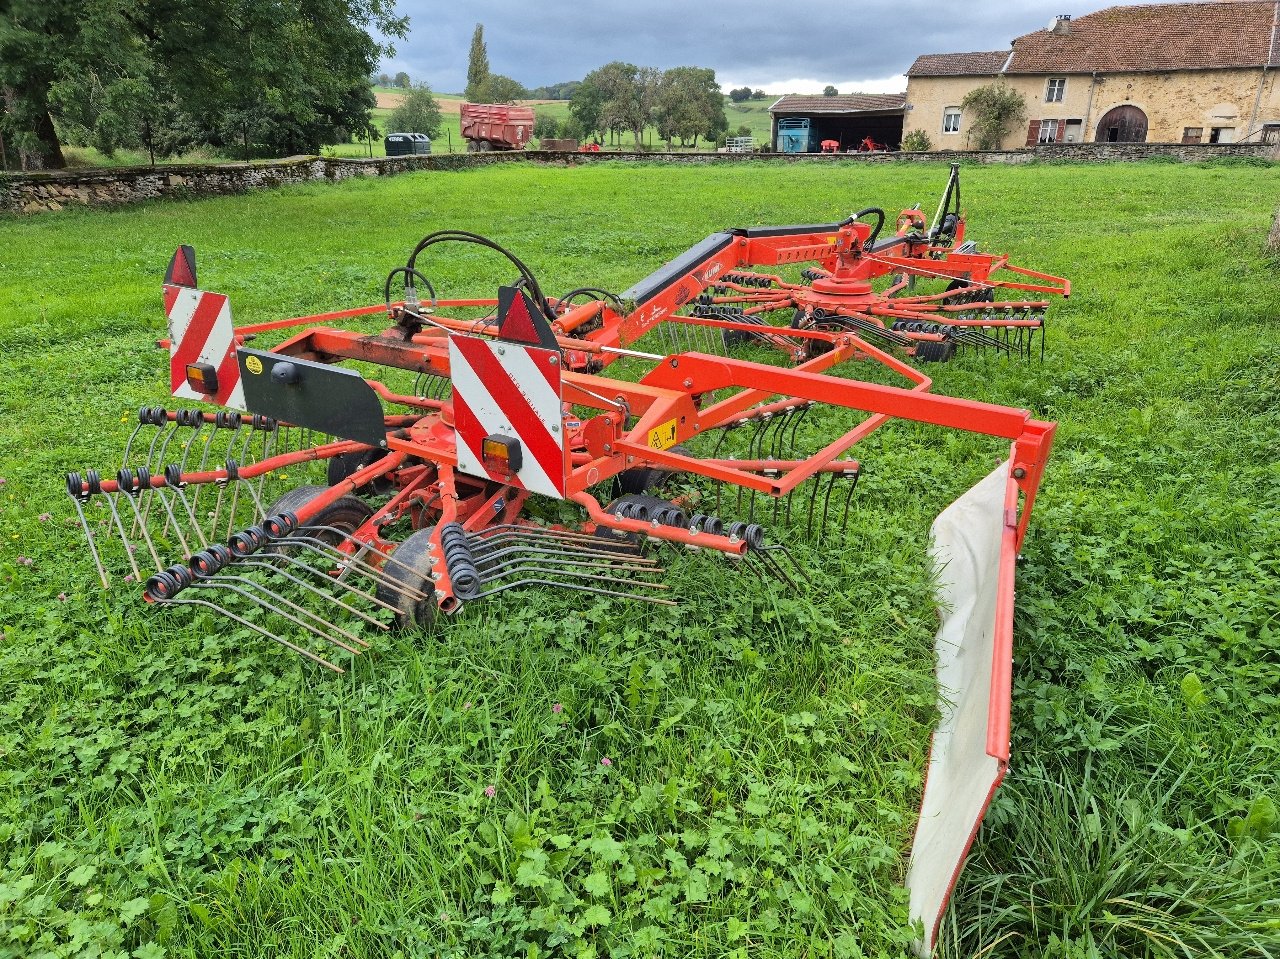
[379,0,1154,94]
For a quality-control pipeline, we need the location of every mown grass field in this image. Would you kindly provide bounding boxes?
[1,160,1278,958]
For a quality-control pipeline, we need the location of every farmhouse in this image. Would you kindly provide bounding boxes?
[767,93,906,152]
[902,0,1280,149]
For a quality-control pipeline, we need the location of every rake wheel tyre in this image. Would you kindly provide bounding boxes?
[264,485,374,548]
[376,526,437,629]
[613,445,689,497]
[326,448,394,495]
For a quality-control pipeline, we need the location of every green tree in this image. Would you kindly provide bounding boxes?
[751,88,766,99]
[393,71,410,89]
[0,0,408,169]
[571,61,646,144]
[378,73,392,86]
[533,112,560,140]
[654,66,725,149]
[729,86,751,103]
[961,81,1027,150]
[822,85,838,96]
[465,23,489,101]
[388,83,442,135]
[474,73,525,104]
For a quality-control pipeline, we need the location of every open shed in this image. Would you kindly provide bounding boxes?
[768,93,907,152]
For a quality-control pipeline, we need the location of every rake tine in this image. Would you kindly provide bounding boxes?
[818,472,839,537]
[161,596,344,672]
[265,529,434,601]
[69,491,111,588]
[120,415,147,469]
[113,480,166,574]
[234,557,390,630]
[752,546,801,591]
[805,476,819,540]
[471,541,659,569]
[198,573,368,653]
[235,483,429,597]
[476,550,664,576]
[839,470,859,532]
[250,547,407,616]
[475,561,671,592]
[767,543,812,587]
[101,490,144,582]
[164,482,211,551]
[472,577,678,606]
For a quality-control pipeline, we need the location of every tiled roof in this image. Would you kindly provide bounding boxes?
[906,51,1010,77]
[1007,1,1280,73]
[769,93,907,114]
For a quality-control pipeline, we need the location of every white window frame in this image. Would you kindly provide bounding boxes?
[1038,119,1059,144]
[1045,77,1066,103]
[942,107,961,134]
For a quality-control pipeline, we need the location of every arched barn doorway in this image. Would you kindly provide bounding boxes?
[1096,105,1148,143]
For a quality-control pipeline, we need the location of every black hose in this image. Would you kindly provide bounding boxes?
[383,267,436,311]
[844,207,885,249]
[402,230,555,322]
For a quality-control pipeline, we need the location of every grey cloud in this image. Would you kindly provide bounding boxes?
[382,1,1154,93]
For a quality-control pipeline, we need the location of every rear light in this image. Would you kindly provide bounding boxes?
[185,362,218,394]
[482,434,522,475]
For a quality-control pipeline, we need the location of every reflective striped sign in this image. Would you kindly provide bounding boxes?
[163,283,245,410]
[449,334,566,498]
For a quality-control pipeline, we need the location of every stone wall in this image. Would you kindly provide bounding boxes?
[2,142,1274,214]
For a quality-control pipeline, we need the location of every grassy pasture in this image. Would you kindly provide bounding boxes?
[0,160,1277,958]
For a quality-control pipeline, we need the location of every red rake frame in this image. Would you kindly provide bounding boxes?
[67,178,1066,955]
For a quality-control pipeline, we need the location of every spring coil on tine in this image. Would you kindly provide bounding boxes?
[438,522,482,599]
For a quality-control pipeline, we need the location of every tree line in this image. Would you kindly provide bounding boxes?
[568,63,727,149]
[0,0,408,170]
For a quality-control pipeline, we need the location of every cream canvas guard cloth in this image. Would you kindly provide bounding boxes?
[906,462,1012,956]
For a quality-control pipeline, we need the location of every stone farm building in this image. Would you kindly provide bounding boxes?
[902,0,1280,149]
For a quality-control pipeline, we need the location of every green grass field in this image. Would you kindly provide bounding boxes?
[1,160,1278,958]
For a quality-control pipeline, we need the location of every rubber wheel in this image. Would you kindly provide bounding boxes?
[477,140,493,152]
[264,484,374,547]
[612,445,689,497]
[327,448,394,495]
[376,526,437,629]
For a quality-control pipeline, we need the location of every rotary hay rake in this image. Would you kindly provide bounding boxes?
[64,167,1065,953]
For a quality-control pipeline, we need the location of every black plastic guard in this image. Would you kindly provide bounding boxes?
[237,348,387,447]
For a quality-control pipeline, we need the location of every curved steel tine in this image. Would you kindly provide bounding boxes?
[120,419,146,469]
[116,486,164,574]
[158,595,343,672]
[230,555,390,629]
[468,538,658,566]
[145,417,178,474]
[70,494,110,588]
[469,525,648,555]
[167,483,211,551]
[149,486,193,557]
[472,577,677,606]
[839,470,859,532]
[475,550,665,576]
[765,543,811,587]
[818,472,838,539]
[195,577,366,653]
[244,549,404,615]
[476,562,670,591]
[236,483,430,596]
[101,491,144,581]
[266,531,433,601]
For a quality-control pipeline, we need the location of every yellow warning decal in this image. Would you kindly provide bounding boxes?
[647,418,679,451]
[244,355,263,375]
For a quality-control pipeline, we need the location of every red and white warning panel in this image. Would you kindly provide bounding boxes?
[162,246,245,410]
[449,333,567,498]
